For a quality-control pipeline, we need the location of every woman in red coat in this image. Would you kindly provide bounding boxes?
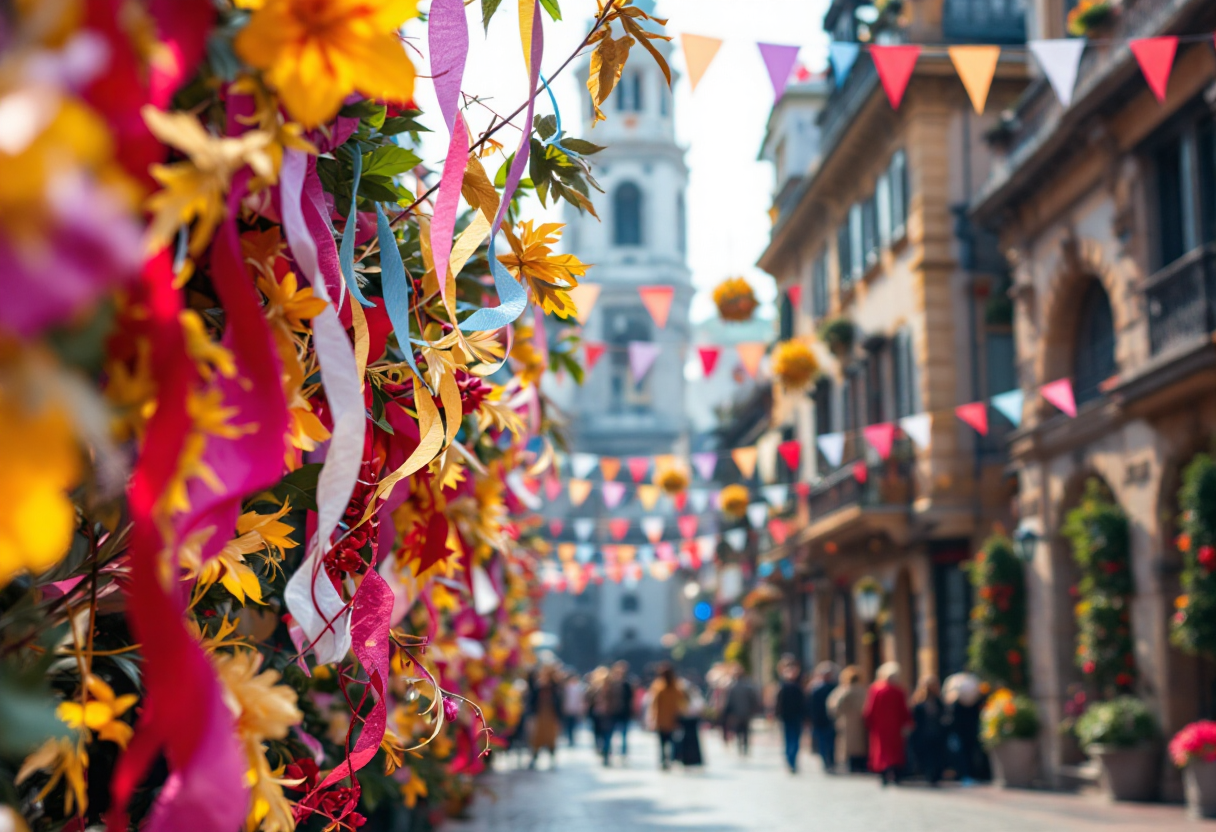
[863,661,911,786]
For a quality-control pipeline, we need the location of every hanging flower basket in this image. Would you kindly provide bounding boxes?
[719,483,750,518]
[771,339,820,390]
[656,465,690,495]
[1067,0,1118,36]
[817,317,857,359]
[713,277,759,322]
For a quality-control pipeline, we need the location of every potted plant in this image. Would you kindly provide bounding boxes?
[1075,696,1160,801]
[1066,0,1118,37]
[817,317,856,360]
[981,688,1041,788]
[1170,721,1216,818]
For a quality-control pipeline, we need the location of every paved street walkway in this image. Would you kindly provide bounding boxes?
[450,723,1205,832]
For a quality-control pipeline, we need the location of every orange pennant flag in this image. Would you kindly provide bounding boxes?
[637,484,661,511]
[736,342,766,378]
[681,33,723,91]
[599,456,621,481]
[948,46,1000,114]
[638,285,675,328]
[558,543,577,562]
[568,478,593,506]
[732,446,759,480]
[568,283,601,325]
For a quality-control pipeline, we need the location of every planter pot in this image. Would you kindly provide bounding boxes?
[992,738,1038,789]
[1090,744,1160,802]
[1184,760,1216,818]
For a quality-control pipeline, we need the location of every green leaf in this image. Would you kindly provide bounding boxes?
[361,146,422,179]
[358,175,411,205]
[494,153,516,187]
[340,99,385,120]
[270,464,324,512]
[482,0,505,30]
[561,138,607,156]
[534,114,558,141]
[539,0,561,21]
[382,115,430,135]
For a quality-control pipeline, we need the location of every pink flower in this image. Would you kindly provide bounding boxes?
[1170,721,1216,767]
[442,696,460,722]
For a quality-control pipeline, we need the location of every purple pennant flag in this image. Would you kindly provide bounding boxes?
[692,452,717,481]
[758,42,802,100]
[602,480,627,509]
[628,341,661,383]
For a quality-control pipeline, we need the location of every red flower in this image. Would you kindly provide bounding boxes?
[1115,672,1134,687]
[1007,649,1023,666]
[1082,660,1096,675]
[1199,545,1216,571]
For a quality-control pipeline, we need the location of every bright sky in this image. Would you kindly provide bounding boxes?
[411,0,831,322]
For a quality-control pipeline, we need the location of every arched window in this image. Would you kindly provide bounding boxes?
[1073,280,1116,405]
[613,183,643,246]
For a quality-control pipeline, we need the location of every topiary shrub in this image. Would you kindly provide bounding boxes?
[967,533,1028,691]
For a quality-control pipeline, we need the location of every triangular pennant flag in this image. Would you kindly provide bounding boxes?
[732,446,759,480]
[681,33,723,91]
[544,476,563,502]
[898,413,932,450]
[990,389,1025,427]
[948,45,1001,115]
[521,475,542,496]
[762,484,789,507]
[583,341,607,373]
[692,451,717,481]
[829,41,860,88]
[609,518,630,541]
[1028,39,1085,107]
[619,546,638,564]
[817,432,845,468]
[654,454,676,471]
[569,478,593,506]
[870,44,920,109]
[599,457,622,481]
[641,517,665,544]
[575,543,595,562]
[568,283,601,325]
[736,342,766,379]
[955,402,989,436]
[794,482,811,500]
[628,457,651,483]
[638,285,675,328]
[571,453,599,479]
[746,503,769,529]
[725,528,748,551]
[557,542,576,562]
[638,544,655,564]
[688,488,710,514]
[863,422,898,460]
[1040,378,1077,418]
[853,461,868,484]
[678,515,699,540]
[602,480,627,509]
[656,541,676,562]
[637,483,661,511]
[573,517,595,542]
[697,345,722,377]
[769,518,789,545]
[778,439,802,473]
[1130,36,1177,103]
[672,491,688,512]
[549,518,564,538]
[787,284,803,311]
[628,341,661,382]
[696,535,716,562]
[758,42,801,99]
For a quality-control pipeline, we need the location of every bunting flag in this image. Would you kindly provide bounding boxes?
[637,483,661,511]
[817,432,846,468]
[778,439,801,473]
[638,285,675,328]
[732,446,759,479]
[1040,377,1077,417]
[787,284,803,311]
[863,422,898,460]
[870,44,920,109]
[599,456,621,481]
[724,528,749,551]
[642,516,665,544]
[794,482,811,500]
[544,475,563,501]
[681,33,723,90]
[1028,39,1085,107]
[557,542,576,562]
[762,484,789,507]
[628,456,651,483]
[698,345,722,377]
[736,342,767,378]
[898,413,932,449]
[692,451,718,481]
[602,480,627,509]
[638,544,656,564]
[568,478,593,506]
[829,41,861,87]
[573,517,596,542]
[576,543,595,562]
[696,535,717,562]
[769,518,789,545]
[672,490,688,512]
[955,401,989,436]
[747,502,769,529]
[583,341,606,373]
[990,389,1025,427]
[678,514,700,540]
[628,341,661,382]
[688,488,710,513]
[568,283,601,325]
[948,45,1001,114]
[1130,36,1178,103]
[571,453,598,479]
[609,518,630,541]
[657,541,676,562]
[853,461,869,484]
[758,42,801,99]
[549,518,564,538]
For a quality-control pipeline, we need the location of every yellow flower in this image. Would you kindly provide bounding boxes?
[772,339,820,390]
[16,736,88,816]
[401,770,428,808]
[713,277,759,322]
[235,0,419,129]
[215,649,303,742]
[498,221,590,319]
[184,504,298,605]
[258,269,329,333]
[719,483,750,518]
[56,675,139,749]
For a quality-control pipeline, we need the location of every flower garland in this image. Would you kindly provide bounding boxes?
[1171,453,1216,659]
[966,533,1029,691]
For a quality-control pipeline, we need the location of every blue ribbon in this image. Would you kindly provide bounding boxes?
[540,73,581,158]
[340,145,376,308]
[375,203,426,386]
[456,235,528,333]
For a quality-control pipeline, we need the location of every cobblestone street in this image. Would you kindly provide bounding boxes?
[450,724,1204,832]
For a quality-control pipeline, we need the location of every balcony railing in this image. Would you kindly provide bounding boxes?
[808,454,914,522]
[1146,244,1216,356]
[942,0,1026,44]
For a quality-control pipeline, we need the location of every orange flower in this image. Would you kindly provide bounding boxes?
[1177,532,1192,552]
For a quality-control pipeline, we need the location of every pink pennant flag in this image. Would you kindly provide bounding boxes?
[672,491,688,512]
[871,44,920,109]
[955,402,989,436]
[642,516,665,544]
[609,518,630,541]
[787,284,803,311]
[758,42,802,99]
[628,341,661,382]
[736,342,766,379]
[794,482,811,500]
[544,476,562,502]
[1040,378,1077,417]
[778,439,801,472]
[678,515,699,540]
[863,423,898,460]
[853,461,868,484]
[522,476,541,495]
[628,457,651,483]
[584,341,607,373]
[692,452,717,481]
[656,541,676,562]
[602,480,627,509]
[1130,36,1178,103]
[639,285,675,328]
[698,345,722,377]
[548,518,564,538]
[769,518,789,545]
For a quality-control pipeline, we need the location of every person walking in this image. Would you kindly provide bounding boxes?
[863,661,911,786]
[560,669,586,747]
[827,665,869,773]
[775,660,806,772]
[678,678,705,767]
[807,661,839,774]
[647,663,686,770]
[943,671,984,784]
[722,665,761,755]
[910,675,947,785]
[609,661,634,760]
[586,666,614,766]
[527,664,561,770]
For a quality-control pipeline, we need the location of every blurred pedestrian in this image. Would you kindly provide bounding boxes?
[775,659,806,772]
[807,661,839,774]
[827,665,868,773]
[561,669,586,747]
[610,661,634,759]
[679,679,705,767]
[647,663,686,770]
[910,675,946,785]
[723,665,761,755]
[528,664,561,770]
[586,666,614,766]
[863,661,910,786]
[944,671,984,784]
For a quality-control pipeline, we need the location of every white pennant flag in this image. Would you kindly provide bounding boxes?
[898,413,932,450]
[761,484,789,507]
[1029,39,1086,107]
[573,517,596,542]
[747,502,769,529]
[816,432,846,468]
[724,528,748,551]
[688,488,710,513]
[472,565,500,615]
[696,535,717,561]
[641,516,666,544]
[506,470,541,510]
[571,453,599,479]
[575,544,596,563]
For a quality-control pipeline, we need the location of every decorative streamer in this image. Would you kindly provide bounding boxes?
[427,0,470,310]
[376,204,425,383]
[338,145,375,308]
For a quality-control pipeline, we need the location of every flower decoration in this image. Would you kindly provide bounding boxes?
[1067,0,1117,36]
[1172,454,1216,660]
[712,276,759,322]
[719,483,750,518]
[771,339,819,390]
[966,533,1028,691]
[656,465,690,495]
[1170,720,1216,768]
[980,688,1040,750]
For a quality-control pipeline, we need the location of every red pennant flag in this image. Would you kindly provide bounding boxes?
[638,285,676,328]
[787,284,803,311]
[544,476,562,502]
[1040,378,1077,418]
[672,491,688,512]
[522,475,541,495]
[697,345,722,377]
[678,515,699,540]
[609,518,630,541]
[955,402,989,436]
[778,439,802,472]
[871,45,920,109]
[549,518,564,538]
[769,518,789,545]
[863,423,898,460]
[852,462,868,484]
[1130,36,1178,103]
[627,457,650,483]
[794,482,811,499]
[584,341,606,373]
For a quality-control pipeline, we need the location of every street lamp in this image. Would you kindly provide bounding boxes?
[1014,525,1041,564]
[854,582,882,624]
